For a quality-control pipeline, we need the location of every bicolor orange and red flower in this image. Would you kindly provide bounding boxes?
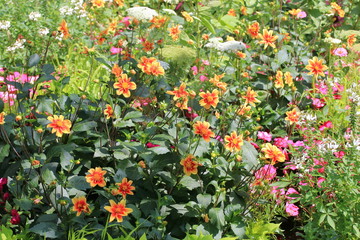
[242,87,260,106]
[236,51,247,59]
[168,25,181,41]
[115,178,135,198]
[258,29,278,49]
[137,57,165,76]
[247,22,260,38]
[285,108,300,124]
[0,112,5,125]
[47,115,72,137]
[331,2,345,17]
[199,89,219,109]
[209,74,227,91]
[104,200,133,222]
[347,34,356,47]
[261,143,285,165]
[141,40,154,52]
[237,104,251,116]
[166,83,190,109]
[180,154,198,176]
[113,74,137,98]
[305,57,328,77]
[193,121,215,142]
[288,9,301,17]
[274,71,284,88]
[227,9,236,16]
[85,167,107,187]
[58,19,70,39]
[224,131,244,152]
[72,196,91,216]
[104,105,115,119]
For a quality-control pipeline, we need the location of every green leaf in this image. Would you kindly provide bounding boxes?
[114,119,135,128]
[242,141,259,171]
[327,215,336,230]
[209,208,225,228]
[0,144,10,163]
[29,222,58,238]
[42,64,55,75]
[197,194,212,208]
[37,98,53,114]
[13,198,33,211]
[277,49,289,64]
[199,15,216,34]
[148,147,170,155]
[60,149,72,171]
[28,54,41,67]
[123,111,142,120]
[269,181,291,188]
[68,176,90,190]
[72,121,97,132]
[139,233,147,240]
[180,176,201,190]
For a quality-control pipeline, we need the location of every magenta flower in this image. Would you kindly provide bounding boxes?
[285,202,299,216]
[257,131,272,142]
[110,46,122,55]
[333,48,348,57]
[297,11,307,18]
[255,164,277,181]
[285,188,300,199]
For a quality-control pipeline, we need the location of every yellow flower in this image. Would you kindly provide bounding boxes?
[47,115,72,137]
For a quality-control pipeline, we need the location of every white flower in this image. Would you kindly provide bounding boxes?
[324,37,341,44]
[126,7,158,21]
[38,28,49,36]
[162,9,177,15]
[0,20,11,30]
[204,37,223,49]
[217,41,245,52]
[7,39,26,52]
[29,12,42,21]
[163,0,180,3]
[60,6,74,16]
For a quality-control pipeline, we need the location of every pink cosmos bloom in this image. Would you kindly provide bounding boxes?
[110,46,122,55]
[199,75,208,82]
[274,137,291,148]
[292,141,305,147]
[285,188,300,199]
[257,131,272,142]
[191,66,198,75]
[297,11,307,18]
[201,60,210,65]
[254,164,277,181]
[285,202,299,216]
[319,121,333,131]
[312,98,326,109]
[250,142,259,149]
[333,48,348,57]
[334,151,345,159]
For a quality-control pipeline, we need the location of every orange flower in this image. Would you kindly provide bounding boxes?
[168,25,181,41]
[331,2,345,17]
[72,196,91,216]
[47,115,72,137]
[150,16,168,29]
[199,89,219,109]
[193,121,215,142]
[274,71,284,88]
[104,104,115,119]
[181,11,194,22]
[166,83,190,110]
[58,19,70,39]
[137,57,165,76]
[114,0,124,7]
[242,87,260,106]
[237,104,251,116]
[0,112,5,125]
[107,19,118,33]
[284,72,294,86]
[115,178,135,198]
[288,9,301,16]
[92,0,105,7]
[104,200,133,222]
[261,143,285,165]
[240,6,247,15]
[285,108,300,124]
[258,29,278,49]
[236,51,247,58]
[141,40,154,52]
[305,57,328,77]
[224,131,244,152]
[112,64,123,77]
[247,22,260,38]
[180,154,198,176]
[85,167,107,187]
[227,9,236,16]
[347,34,356,47]
[113,74,137,98]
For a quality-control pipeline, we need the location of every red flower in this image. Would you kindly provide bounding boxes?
[72,196,91,216]
[180,154,199,176]
[104,200,133,222]
[115,178,135,198]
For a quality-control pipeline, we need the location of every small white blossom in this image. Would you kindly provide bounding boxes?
[324,37,341,44]
[217,41,245,52]
[163,0,180,3]
[126,7,158,21]
[0,20,11,30]
[162,9,177,15]
[29,12,42,21]
[7,39,26,52]
[38,28,49,36]
[60,6,74,16]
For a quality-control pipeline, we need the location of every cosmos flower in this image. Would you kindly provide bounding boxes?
[85,167,107,187]
[104,200,133,222]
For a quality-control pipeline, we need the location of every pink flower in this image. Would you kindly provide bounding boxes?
[201,60,210,65]
[312,98,326,109]
[191,66,198,75]
[319,121,333,131]
[297,11,307,18]
[250,142,259,149]
[317,177,326,188]
[254,164,277,181]
[110,46,122,55]
[271,185,285,195]
[285,188,299,199]
[334,151,345,159]
[274,137,291,148]
[199,75,208,81]
[146,142,160,148]
[333,48,348,57]
[285,202,299,216]
[257,131,272,142]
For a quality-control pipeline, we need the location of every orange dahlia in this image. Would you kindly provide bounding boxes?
[180,154,198,176]
[58,19,70,39]
[72,196,91,216]
[247,22,260,38]
[193,121,215,142]
[115,178,135,198]
[104,105,115,119]
[261,143,285,165]
[47,115,72,137]
[224,131,244,152]
[305,57,328,77]
[113,74,137,98]
[0,112,5,125]
[242,87,260,106]
[85,167,107,187]
[258,29,278,49]
[285,108,300,124]
[104,200,133,222]
[168,25,181,41]
[199,89,219,109]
